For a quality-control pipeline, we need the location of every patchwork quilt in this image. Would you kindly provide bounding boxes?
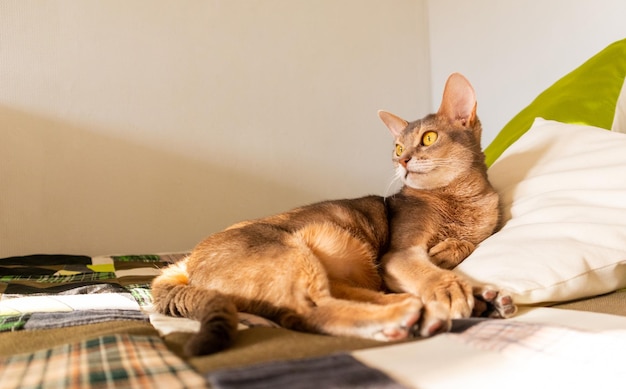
[0,253,186,331]
[1,253,625,388]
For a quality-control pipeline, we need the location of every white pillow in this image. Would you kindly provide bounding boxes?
[456,118,626,305]
[611,77,626,133]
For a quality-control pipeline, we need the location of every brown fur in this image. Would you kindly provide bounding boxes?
[151,73,516,356]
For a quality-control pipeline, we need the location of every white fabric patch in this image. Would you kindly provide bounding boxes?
[0,294,139,315]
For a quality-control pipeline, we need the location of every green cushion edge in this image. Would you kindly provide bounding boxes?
[484,38,626,166]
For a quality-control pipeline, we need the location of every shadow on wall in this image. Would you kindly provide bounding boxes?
[0,106,315,257]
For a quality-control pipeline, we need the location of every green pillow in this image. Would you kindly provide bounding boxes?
[484,38,626,166]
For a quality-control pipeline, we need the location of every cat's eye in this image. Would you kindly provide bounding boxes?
[421,131,438,146]
[394,144,404,156]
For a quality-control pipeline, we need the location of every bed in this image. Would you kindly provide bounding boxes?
[2,38,626,388]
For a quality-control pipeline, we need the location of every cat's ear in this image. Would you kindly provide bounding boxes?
[378,110,408,137]
[437,73,477,127]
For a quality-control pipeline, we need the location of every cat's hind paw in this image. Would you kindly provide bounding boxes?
[472,285,517,318]
[370,297,424,341]
[371,297,449,341]
[412,300,452,338]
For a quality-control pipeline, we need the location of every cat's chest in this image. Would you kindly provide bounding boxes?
[437,192,499,242]
[388,191,499,245]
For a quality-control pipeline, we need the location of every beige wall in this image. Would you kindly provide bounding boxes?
[0,1,431,257]
[428,0,626,145]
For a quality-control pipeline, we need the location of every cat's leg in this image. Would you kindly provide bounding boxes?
[279,240,450,340]
[329,281,417,305]
[428,238,475,269]
[384,244,517,319]
[472,285,517,318]
[302,295,449,340]
[382,246,475,319]
[328,282,460,338]
[151,260,239,356]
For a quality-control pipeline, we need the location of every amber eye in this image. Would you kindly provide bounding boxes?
[422,131,438,146]
[394,144,404,156]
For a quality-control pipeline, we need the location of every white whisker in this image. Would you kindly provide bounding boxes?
[384,170,403,196]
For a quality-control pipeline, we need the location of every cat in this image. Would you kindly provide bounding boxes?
[151,73,516,356]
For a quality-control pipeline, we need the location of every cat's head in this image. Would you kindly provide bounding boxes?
[378,73,485,190]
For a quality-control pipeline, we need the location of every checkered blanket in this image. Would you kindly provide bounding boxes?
[0,334,207,388]
[3,253,625,388]
[452,318,626,373]
[0,253,187,331]
[0,253,212,388]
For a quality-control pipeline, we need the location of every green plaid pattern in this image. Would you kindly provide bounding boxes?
[110,253,189,263]
[112,254,163,262]
[125,284,154,306]
[0,334,207,388]
[111,253,188,264]
[0,314,30,332]
[0,272,115,284]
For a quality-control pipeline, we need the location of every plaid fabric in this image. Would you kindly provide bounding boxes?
[23,310,149,330]
[126,284,155,307]
[107,253,188,264]
[111,254,164,262]
[451,318,626,365]
[1,253,279,334]
[0,314,30,332]
[0,334,207,388]
[0,272,116,285]
[0,253,189,332]
[451,319,547,354]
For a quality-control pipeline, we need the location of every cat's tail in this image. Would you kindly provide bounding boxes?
[150,261,239,356]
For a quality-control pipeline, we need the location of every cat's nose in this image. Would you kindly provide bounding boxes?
[400,157,411,168]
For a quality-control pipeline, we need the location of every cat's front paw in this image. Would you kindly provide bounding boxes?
[428,238,475,270]
[419,270,474,319]
[472,285,517,318]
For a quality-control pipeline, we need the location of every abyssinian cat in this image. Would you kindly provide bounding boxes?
[151,73,516,356]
